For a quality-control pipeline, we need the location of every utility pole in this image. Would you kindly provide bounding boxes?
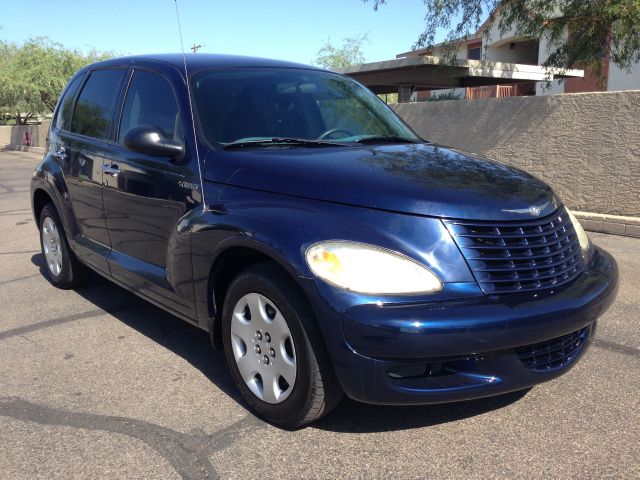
[190,43,203,53]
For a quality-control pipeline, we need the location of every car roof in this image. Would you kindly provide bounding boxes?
[84,53,324,73]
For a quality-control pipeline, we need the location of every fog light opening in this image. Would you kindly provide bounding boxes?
[387,362,451,379]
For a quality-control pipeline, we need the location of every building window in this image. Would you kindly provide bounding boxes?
[467,43,482,60]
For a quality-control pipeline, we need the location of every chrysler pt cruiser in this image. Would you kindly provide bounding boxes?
[31,54,618,427]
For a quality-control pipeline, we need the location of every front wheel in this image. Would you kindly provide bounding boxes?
[221,263,342,428]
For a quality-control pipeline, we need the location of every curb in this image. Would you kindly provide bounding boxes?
[574,211,640,239]
[0,144,45,154]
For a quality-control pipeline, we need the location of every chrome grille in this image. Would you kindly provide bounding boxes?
[515,326,590,372]
[444,208,585,294]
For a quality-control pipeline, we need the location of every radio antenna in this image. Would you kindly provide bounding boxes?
[174,0,207,210]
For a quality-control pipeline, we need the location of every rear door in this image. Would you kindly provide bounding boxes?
[102,67,199,319]
[58,68,127,273]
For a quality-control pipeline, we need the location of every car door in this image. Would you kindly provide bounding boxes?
[102,67,199,319]
[58,68,127,274]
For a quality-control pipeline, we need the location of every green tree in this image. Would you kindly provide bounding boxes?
[0,40,19,124]
[364,1,640,75]
[313,34,399,104]
[314,33,369,69]
[0,37,114,124]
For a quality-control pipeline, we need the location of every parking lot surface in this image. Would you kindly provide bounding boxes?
[0,150,638,479]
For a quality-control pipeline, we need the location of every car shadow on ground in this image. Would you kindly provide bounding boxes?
[31,253,241,402]
[32,253,530,433]
[313,390,529,433]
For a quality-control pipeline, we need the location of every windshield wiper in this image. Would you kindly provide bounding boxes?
[223,137,345,150]
[354,135,419,144]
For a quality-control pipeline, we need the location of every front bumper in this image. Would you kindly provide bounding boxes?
[305,246,618,405]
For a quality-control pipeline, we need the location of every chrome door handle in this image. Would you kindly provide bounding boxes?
[101,163,121,176]
[54,146,67,161]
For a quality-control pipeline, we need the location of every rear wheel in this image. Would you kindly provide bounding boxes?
[221,263,342,428]
[39,203,89,289]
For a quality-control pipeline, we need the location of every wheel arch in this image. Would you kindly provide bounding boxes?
[206,240,310,349]
[32,187,54,227]
[31,154,77,240]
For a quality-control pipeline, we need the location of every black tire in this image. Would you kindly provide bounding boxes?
[39,203,89,289]
[221,263,342,428]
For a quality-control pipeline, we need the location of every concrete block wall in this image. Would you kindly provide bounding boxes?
[0,121,51,150]
[394,90,640,217]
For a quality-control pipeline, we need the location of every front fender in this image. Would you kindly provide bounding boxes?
[188,183,474,330]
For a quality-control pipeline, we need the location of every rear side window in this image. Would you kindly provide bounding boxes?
[54,74,84,131]
[70,69,126,140]
[119,70,179,141]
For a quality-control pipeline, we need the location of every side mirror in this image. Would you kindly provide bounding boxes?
[123,126,185,159]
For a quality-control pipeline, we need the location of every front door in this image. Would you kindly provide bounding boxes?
[102,68,200,318]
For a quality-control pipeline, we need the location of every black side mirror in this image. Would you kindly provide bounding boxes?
[123,126,185,159]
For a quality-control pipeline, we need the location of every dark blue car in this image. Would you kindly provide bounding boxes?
[31,54,618,427]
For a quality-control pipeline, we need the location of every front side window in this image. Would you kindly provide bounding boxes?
[70,69,126,140]
[54,74,84,131]
[119,70,180,142]
[193,68,419,147]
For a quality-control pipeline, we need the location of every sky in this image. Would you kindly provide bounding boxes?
[1,0,434,64]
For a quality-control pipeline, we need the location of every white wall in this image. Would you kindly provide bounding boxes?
[608,62,640,91]
[430,43,469,61]
[485,40,538,65]
[484,20,518,48]
[536,31,565,95]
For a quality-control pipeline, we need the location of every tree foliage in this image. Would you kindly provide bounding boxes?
[314,33,369,69]
[364,0,640,75]
[0,37,114,124]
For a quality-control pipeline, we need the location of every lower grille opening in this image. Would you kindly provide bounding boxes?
[515,326,591,373]
[388,362,451,379]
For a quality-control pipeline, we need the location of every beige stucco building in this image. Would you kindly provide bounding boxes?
[396,9,640,100]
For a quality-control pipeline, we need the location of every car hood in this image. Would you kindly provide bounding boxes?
[204,143,560,221]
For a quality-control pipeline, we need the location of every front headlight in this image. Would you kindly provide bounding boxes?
[568,210,590,252]
[306,241,442,295]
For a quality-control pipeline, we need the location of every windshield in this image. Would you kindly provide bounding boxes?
[192,68,421,147]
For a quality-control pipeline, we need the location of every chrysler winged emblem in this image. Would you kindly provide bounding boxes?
[502,204,544,216]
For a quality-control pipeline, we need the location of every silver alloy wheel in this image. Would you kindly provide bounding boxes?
[42,216,63,277]
[230,293,297,404]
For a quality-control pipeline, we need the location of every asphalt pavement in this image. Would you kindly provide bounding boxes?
[0,150,638,479]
